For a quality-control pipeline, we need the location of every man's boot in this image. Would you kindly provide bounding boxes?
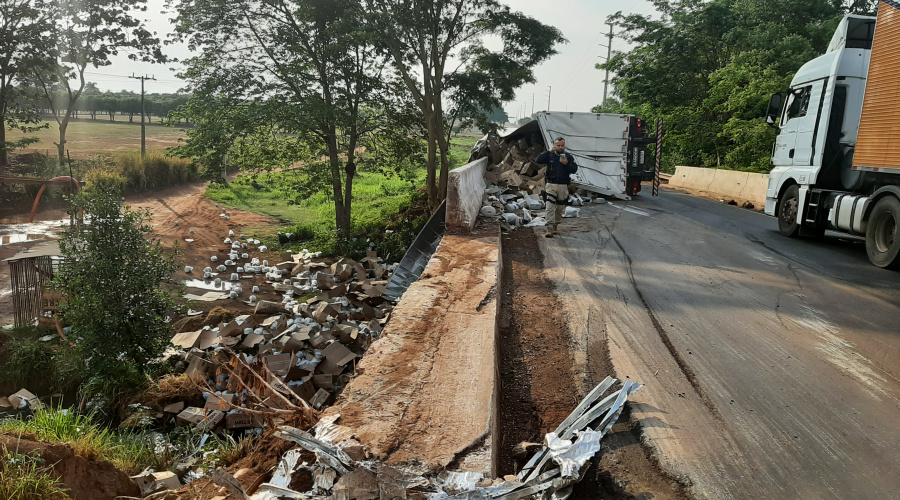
[545,223,557,238]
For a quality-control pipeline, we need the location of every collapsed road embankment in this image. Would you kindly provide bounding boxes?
[322,230,501,475]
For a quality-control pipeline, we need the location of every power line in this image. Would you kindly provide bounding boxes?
[129,74,156,158]
[83,70,181,83]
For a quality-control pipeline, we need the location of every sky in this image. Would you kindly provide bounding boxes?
[101,0,656,118]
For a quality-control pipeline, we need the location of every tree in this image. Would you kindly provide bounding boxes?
[170,0,421,236]
[364,0,565,209]
[33,0,166,164]
[601,0,846,171]
[845,0,878,14]
[0,0,53,166]
[53,190,180,387]
[484,107,509,124]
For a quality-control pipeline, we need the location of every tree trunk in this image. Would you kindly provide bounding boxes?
[0,123,7,167]
[434,97,450,203]
[0,89,8,167]
[422,94,442,210]
[327,134,350,237]
[57,123,67,165]
[344,159,356,237]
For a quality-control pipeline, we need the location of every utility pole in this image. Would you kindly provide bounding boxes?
[129,73,156,157]
[600,23,615,106]
[546,86,552,111]
[531,93,535,117]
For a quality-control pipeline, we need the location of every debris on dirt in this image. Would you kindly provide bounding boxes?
[192,377,642,499]
[159,238,398,438]
[2,387,42,410]
[469,134,594,230]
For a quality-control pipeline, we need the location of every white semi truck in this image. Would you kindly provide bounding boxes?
[765,3,900,268]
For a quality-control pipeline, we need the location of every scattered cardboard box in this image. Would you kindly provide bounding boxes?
[323,342,357,366]
[8,389,41,410]
[176,407,207,426]
[204,393,236,412]
[163,401,186,414]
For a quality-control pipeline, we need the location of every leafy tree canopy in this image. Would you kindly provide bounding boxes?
[169,0,423,235]
[601,0,870,172]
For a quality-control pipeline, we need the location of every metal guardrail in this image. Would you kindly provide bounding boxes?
[384,200,447,301]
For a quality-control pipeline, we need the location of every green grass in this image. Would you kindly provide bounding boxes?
[450,133,481,169]
[0,449,68,500]
[206,167,427,229]
[206,134,479,228]
[5,119,186,160]
[0,406,157,475]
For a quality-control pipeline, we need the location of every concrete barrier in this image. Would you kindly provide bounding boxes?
[446,157,488,231]
[322,230,501,475]
[667,166,767,209]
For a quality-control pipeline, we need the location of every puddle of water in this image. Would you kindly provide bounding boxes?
[0,234,45,245]
[183,279,236,292]
[0,219,69,246]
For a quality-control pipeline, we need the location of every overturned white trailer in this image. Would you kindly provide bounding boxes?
[483,111,658,199]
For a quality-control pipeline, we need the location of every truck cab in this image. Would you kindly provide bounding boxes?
[764,13,900,268]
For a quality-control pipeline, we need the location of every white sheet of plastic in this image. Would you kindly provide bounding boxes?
[563,207,580,218]
[546,429,603,478]
[440,471,484,494]
[269,449,303,488]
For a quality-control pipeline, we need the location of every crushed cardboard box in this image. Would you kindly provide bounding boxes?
[166,250,398,432]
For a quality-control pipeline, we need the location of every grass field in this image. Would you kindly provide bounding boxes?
[206,168,426,228]
[207,133,483,231]
[450,133,481,168]
[6,118,186,159]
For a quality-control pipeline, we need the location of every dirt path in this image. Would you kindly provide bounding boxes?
[0,181,279,326]
[500,227,689,499]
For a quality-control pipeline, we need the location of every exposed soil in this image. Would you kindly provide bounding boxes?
[321,231,499,472]
[169,413,317,499]
[498,227,690,500]
[496,228,580,474]
[0,434,140,500]
[0,180,284,326]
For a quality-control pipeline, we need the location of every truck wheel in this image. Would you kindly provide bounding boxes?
[866,196,900,269]
[777,185,800,237]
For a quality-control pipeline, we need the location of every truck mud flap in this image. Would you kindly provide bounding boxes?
[383,200,446,301]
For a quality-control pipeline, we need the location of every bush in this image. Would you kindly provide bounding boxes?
[82,168,126,195]
[0,327,80,394]
[0,331,53,387]
[52,190,182,394]
[116,152,197,191]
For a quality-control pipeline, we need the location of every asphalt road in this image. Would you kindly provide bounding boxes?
[538,187,900,499]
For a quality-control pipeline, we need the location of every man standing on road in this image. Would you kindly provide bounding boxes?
[535,137,578,237]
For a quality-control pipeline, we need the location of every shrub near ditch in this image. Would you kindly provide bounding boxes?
[117,152,198,191]
[276,186,430,262]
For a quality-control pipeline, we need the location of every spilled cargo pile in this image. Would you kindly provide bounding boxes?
[167,242,397,432]
[200,377,641,499]
[470,135,599,231]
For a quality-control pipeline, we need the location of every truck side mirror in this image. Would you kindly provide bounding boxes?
[765,93,784,128]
